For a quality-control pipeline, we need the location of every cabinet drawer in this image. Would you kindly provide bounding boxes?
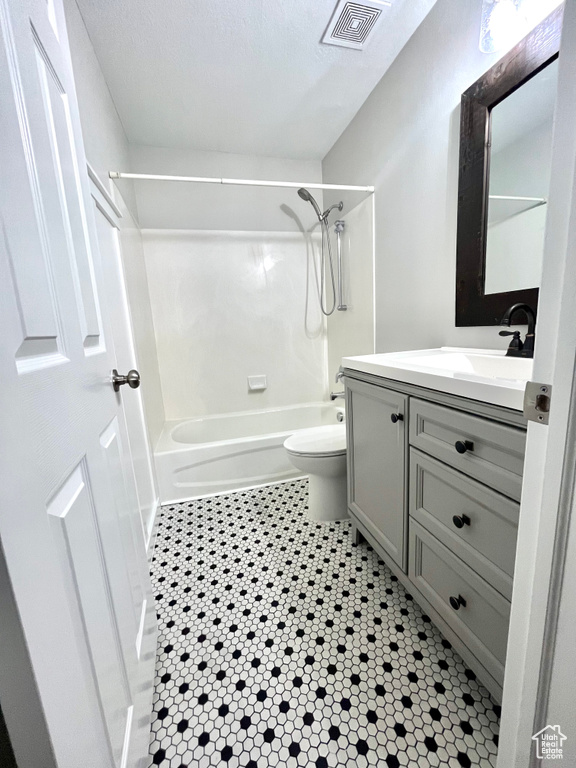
[409,520,510,686]
[410,449,518,599]
[409,398,526,500]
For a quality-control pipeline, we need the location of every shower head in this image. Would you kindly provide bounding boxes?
[298,187,323,221]
[324,202,344,218]
[297,187,344,223]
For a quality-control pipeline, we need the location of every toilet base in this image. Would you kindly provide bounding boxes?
[307,472,349,522]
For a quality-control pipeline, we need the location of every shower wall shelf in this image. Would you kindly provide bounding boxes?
[108,171,374,193]
[488,194,547,226]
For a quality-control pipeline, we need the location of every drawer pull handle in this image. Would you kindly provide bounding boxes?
[452,514,471,529]
[390,413,403,424]
[455,440,474,454]
[449,594,467,611]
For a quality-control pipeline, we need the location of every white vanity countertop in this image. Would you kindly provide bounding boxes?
[342,347,533,411]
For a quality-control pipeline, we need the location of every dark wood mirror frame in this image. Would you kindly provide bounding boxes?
[455,6,563,327]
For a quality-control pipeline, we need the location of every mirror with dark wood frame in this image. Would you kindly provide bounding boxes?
[455,6,563,327]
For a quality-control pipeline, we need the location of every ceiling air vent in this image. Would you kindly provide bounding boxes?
[322,0,391,50]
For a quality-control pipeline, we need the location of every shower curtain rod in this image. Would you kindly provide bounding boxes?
[108,171,374,193]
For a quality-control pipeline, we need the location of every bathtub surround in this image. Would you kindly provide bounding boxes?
[143,229,327,421]
[126,156,374,505]
[322,0,529,352]
[148,480,500,768]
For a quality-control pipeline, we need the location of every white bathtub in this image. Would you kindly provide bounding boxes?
[154,402,345,503]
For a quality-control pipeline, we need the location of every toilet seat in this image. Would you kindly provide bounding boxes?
[284,424,346,458]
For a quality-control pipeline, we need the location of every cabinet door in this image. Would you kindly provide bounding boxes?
[346,378,408,570]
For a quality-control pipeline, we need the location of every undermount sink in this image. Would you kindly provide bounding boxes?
[342,347,533,410]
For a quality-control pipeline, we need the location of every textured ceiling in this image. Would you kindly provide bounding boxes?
[75,0,437,159]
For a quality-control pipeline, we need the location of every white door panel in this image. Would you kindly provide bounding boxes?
[33,35,103,351]
[46,459,133,767]
[0,0,157,766]
[98,416,146,644]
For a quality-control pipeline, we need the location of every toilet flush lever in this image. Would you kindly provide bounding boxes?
[112,369,140,392]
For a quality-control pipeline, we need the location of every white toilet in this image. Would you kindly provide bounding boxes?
[284,424,348,522]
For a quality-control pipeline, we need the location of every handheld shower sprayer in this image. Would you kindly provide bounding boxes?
[297,187,323,221]
[297,188,344,317]
[297,188,343,222]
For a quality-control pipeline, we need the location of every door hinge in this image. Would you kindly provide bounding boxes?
[524,381,552,424]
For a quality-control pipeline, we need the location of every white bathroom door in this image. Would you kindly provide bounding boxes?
[0,0,156,767]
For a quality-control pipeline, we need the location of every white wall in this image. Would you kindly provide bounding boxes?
[130,144,323,232]
[143,230,327,421]
[64,0,165,446]
[322,0,527,353]
[327,198,375,379]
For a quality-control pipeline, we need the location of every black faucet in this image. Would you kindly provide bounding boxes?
[499,303,536,358]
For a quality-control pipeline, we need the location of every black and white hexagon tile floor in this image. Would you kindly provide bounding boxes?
[148,479,500,768]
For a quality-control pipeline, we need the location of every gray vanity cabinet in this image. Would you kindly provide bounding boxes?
[345,377,408,570]
[344,370,527,700]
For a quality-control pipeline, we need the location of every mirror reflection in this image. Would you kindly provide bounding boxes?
[484,59,558,296]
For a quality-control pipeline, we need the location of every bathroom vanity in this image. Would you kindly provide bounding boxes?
[342,348,530,700]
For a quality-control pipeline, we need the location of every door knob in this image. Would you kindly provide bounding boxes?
[390,413,403,424]
[112,369,140,392]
